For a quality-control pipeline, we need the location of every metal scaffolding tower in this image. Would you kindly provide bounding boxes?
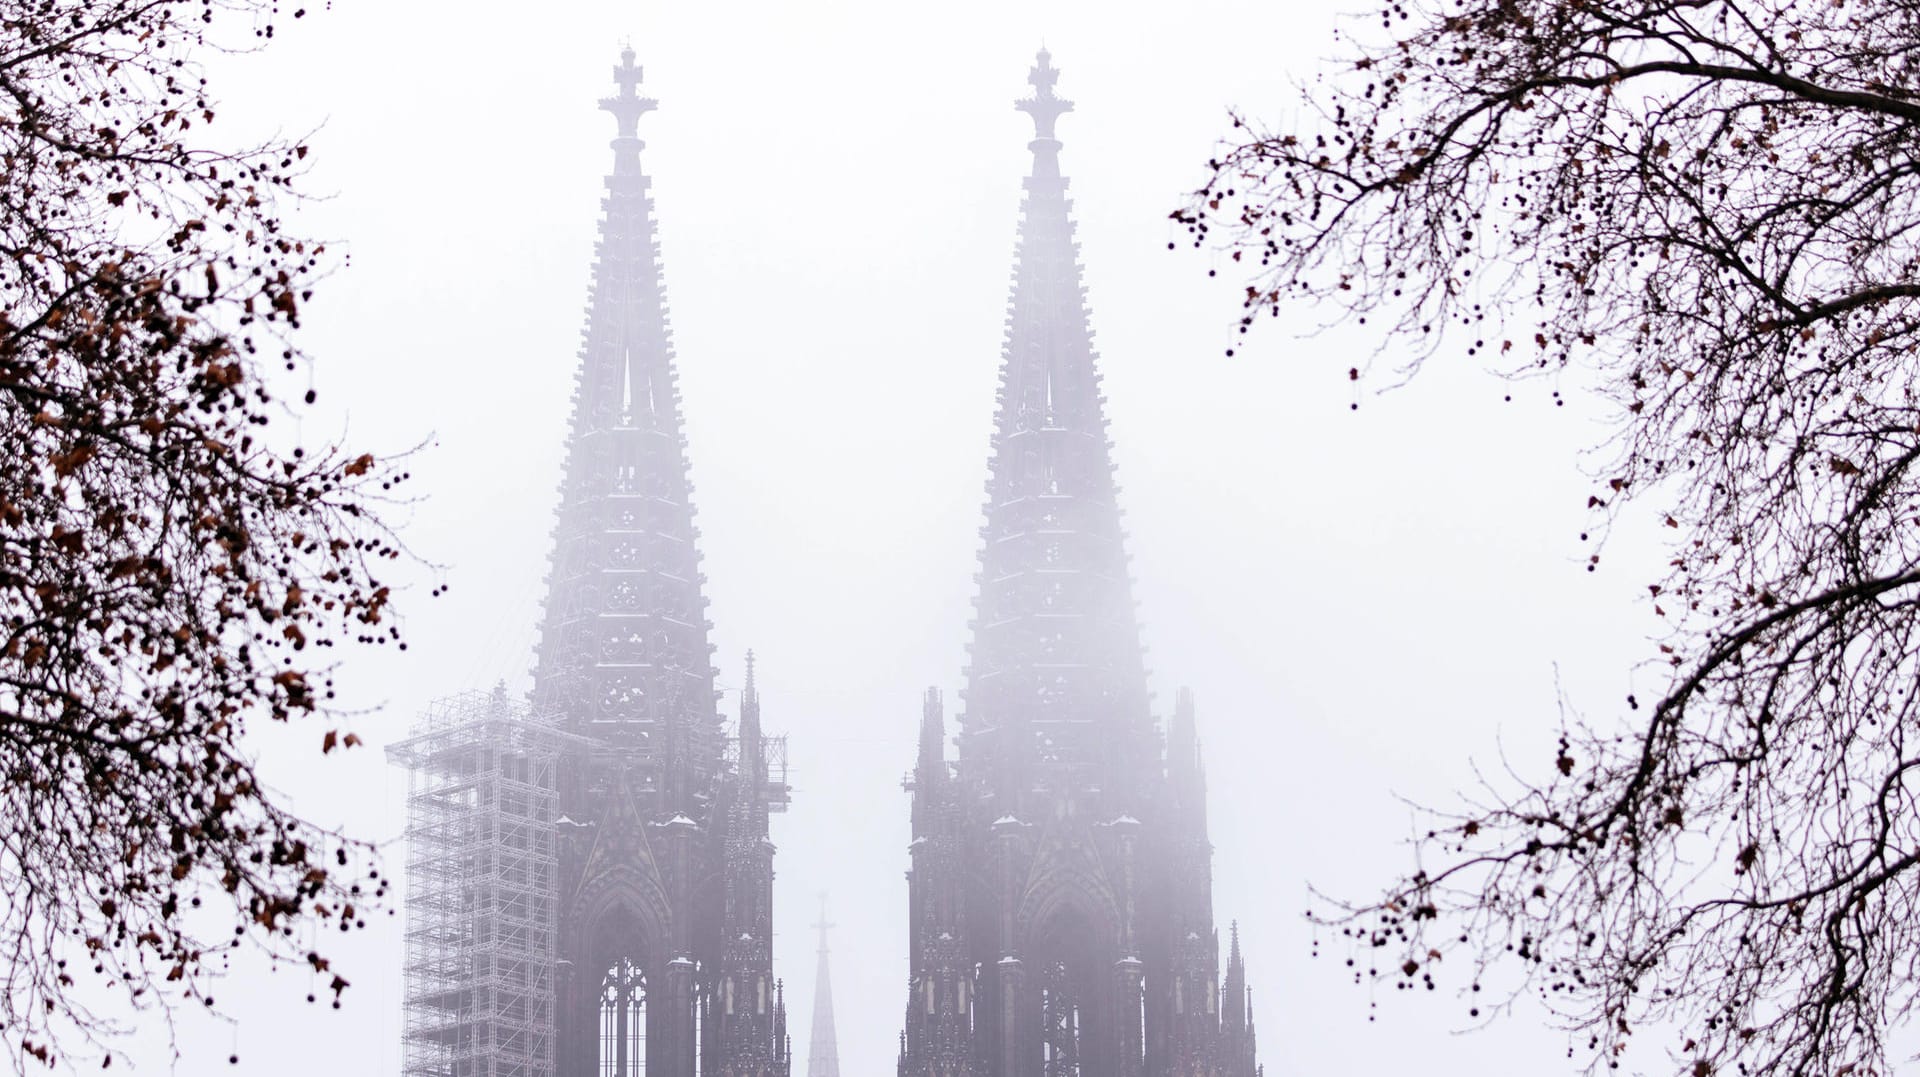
[388,688,588,1077]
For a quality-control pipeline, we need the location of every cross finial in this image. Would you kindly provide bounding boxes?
[812,893,834,954]
[600,44,658,139]
[1015,46,1073,141]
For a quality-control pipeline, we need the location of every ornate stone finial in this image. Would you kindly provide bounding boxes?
[1015,46,1073,141]
[743,649,757,700]
[600,45,658,139]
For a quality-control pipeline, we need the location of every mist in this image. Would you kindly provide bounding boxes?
[125,2,1671,1074]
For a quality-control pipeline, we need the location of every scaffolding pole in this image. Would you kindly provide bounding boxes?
[388,688,587,1077]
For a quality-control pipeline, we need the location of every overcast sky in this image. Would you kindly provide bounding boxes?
[131,1,1682,1073]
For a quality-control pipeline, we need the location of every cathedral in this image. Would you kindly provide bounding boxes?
[392,45,1258,1077]
[895,51,1262,1077]
[532,48,792,1077]
[393,47,791,1077]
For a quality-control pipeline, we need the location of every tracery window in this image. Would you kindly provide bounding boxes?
[599,958,647,1076]
[1039,958,1082,1077]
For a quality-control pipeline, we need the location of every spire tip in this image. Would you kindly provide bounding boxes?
[1015,46,1073,141]
[600,43,657,139]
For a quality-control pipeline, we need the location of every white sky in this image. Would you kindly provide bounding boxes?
[131,1,1682,1073]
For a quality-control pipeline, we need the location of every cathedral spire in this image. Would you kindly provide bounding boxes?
[807,896,841,1077]
[533,44,718,813]
[959,47,1152,811]
[533,47,786,1077]
[900,50,1261,1077]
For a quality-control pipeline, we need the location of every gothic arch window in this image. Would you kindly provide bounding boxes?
[1039,958,1082,1077]
[599,958,647,1076]
[1034,910,1099,1077]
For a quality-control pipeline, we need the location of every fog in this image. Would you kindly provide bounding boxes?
[136,1,1671,1073]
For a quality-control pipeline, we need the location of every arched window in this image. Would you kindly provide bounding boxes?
[599,958,647,1076]
[1039,958,1082,1076]
[1033,910,1101,1076]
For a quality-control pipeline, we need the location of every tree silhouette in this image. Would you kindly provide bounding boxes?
[0,2,408,1066]
[1182,0,1920,1073]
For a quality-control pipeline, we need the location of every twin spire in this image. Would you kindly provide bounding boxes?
[542,43,1261,1074]
[960,42,1155,812]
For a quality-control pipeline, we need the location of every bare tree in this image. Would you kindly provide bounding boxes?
[0,1,409,1067]
[1180,0,1920,1073]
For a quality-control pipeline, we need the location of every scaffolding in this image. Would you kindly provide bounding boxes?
[388,688,588,1077]
[726,728,793,813]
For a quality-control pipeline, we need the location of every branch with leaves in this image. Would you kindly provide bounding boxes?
[0,1,415,1067]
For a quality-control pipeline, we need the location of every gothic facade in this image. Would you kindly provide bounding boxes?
[896,52,1262,1077]
[536,49,790,1077]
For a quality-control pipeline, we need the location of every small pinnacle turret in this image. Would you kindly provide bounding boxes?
[1222,923,1261,1077]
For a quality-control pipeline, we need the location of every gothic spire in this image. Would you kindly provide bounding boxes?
[807,897,841,1077]
[776,981,792,1072]
[731,651,769,839]
[959,48,1153,809]
[1222,922,1260,1077]
[532,46,718,808]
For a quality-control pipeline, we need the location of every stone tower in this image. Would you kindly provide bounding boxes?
[538,47,790,1077]
[896,50,1263,1077]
